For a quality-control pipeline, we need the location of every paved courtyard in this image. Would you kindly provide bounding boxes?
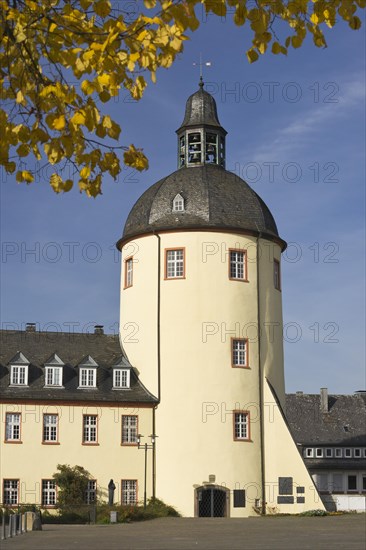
[2,515,366,550]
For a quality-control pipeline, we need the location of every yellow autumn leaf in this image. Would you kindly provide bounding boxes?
[80,166,91,178]
[71,111,86,126]
[81,80,96,95]
[16,170,34,183]
[94,0,111,17]
[53,115,66,130]
[272,42,281,54]
[349,16,362,29]
[124,145,148,171]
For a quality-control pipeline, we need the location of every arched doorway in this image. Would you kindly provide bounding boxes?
[195,485,229,517]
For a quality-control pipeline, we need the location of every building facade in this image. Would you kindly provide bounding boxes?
[286,388,366,512]
[0,326,157,508]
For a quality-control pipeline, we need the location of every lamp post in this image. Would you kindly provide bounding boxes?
[137,434,156,508]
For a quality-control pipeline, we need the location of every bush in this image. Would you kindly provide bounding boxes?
[299,509,328,517]
[96,498,180,524]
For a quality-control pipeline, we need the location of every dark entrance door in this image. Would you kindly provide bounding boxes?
[198,487,227,517]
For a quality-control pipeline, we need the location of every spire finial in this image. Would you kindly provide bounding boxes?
[193,53,211,89]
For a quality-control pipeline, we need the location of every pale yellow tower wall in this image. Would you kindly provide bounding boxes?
[120,231,286,516]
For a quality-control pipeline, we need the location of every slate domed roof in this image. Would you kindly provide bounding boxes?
[117,83,286,250]
[118,164,286,249]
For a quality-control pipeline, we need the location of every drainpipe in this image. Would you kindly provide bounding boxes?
[153,232,162,403]
[256,233,266,515]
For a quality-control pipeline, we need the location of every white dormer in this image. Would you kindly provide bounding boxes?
[172,193,185,212]
[44,353,64,387]
[112,356,131,389]
[9,352,30,386]
[78,355,98,388]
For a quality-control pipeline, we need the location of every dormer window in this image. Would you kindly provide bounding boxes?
[173,193,185,212]
[9,352,30,386]
[113,368,130,389]
[78,356,98,388]
[44,353,64,387]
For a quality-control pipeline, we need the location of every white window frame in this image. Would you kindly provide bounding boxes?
[274,259,281,290]
[344,448,352,458]
[122,415,138,445]
[125,257,133,288]
[83,415,97,443]
[43,414,58,442]
[335,448,342,458]
[315,448,323,458]
[113,368,130,389]
[79,368,97,388]
[165,249,185,279]
[85,480,97,504]
[234,412,249,441]
[325,448,333,458]
[122,480,137,505]
[232,339,248,367]
[305,448,314,458]
[229,250,246,280]
[10,365,28,386]
[45,366,62,387]
[172,194,184,212]
[3,479,19,505]
[354,448,361,458]
[5,413,21,441]
[42,480,56,506]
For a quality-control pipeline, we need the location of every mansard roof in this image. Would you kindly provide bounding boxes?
[0,330,157,403]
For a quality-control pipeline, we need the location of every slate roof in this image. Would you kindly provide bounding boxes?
[0,330,157,403]
[118,164,286,249]
[286,393,366,447]
[176,82,227,133]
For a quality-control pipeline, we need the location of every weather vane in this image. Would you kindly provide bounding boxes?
[193,53,212,87]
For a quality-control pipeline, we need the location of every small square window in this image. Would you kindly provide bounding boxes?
[5,413,21,442]
[122,415,138,445]
[274,259,281,290]
[42,480,56,506]
[305,448,314,458]
[315,448,323,458]
[232,339,248,368]
[335,448,342,458]
[113,369,130,389]
[45,366,62,386]
[124,257,133,288]
[344,448,352,458]
[122,480,137,505]
[229,250,247,281]
[83,415,98,444]
[165,249,185,279]
[43,414,58,443]
[325,448,333,458]
[347,475,357,491]
[354,448,361,458]
[233,411,250,441]
[3,479,19,505]
[10,365,28,386]
[79,368,96,388]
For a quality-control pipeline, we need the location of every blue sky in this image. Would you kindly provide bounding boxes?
[1,11,365,395]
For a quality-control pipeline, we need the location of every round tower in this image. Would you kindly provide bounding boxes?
[117,82,288,517]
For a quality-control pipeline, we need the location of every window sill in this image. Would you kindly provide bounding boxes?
[234,439,252,443]
[164,277,186,281]
[82,443,100,446]
[4,440,23,444]
[232,365,251,369]
[42,442,60,445]
[121,443,138,447]
[229,278,249,283]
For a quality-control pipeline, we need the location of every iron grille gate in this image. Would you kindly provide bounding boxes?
[198,488,226,517]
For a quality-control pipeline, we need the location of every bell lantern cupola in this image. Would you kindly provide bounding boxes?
[176,78,227,169]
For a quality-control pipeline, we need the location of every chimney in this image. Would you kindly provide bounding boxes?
[320,388,328,413]
[94,325,104,335]
[25,323,36,333]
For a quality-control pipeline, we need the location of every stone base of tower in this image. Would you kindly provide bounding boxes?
[263,378,325,514]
